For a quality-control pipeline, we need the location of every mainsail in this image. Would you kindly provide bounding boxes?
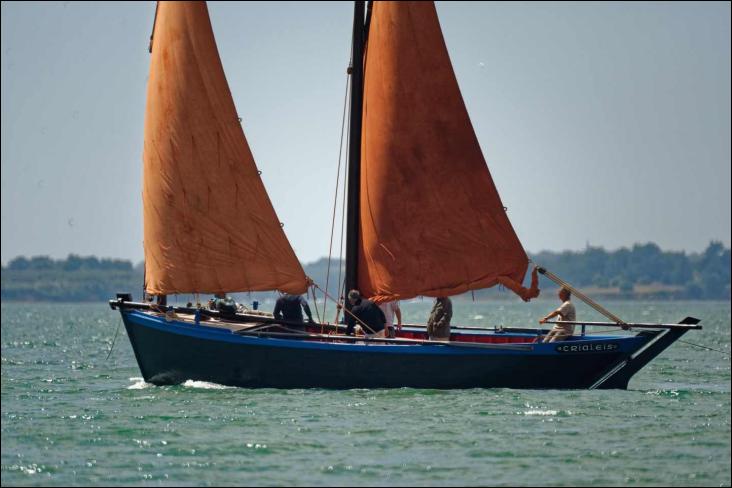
[143,2,308,295]
[358,1,538,302]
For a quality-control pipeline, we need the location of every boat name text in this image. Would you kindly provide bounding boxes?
[555,343,619,353]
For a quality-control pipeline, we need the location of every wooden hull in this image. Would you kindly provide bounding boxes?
[119,310,686,390]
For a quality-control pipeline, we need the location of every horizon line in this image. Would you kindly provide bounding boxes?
[2,239,729,268]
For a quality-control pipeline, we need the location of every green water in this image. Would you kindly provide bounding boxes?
[2,301,730,486]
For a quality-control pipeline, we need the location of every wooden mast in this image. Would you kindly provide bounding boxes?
[345,1,366,300]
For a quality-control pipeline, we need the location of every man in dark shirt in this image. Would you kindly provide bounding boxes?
[346,289,386,336]
[273,293,314,324]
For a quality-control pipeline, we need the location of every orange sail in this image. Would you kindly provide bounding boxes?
[359,1,538,302]
[143,1,307,295]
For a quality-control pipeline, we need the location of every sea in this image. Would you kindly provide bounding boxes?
[1,300,730,486]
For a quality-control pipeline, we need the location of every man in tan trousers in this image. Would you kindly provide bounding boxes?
[539,287,576,342]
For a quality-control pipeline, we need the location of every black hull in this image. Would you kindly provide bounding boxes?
[120,310,686,390]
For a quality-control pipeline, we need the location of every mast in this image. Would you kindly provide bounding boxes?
[345,1,366,298]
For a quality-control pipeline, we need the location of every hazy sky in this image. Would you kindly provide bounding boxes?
[2,1,730,265]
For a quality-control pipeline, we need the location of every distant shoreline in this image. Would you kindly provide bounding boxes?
[2,242,729,302]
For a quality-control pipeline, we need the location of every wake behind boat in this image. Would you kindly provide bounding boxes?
[111,1,701,390]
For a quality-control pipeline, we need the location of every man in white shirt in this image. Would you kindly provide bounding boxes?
[378,300,402,337]
[539,287,576,343]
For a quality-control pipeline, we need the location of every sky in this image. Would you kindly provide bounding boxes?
[1,1,730,266]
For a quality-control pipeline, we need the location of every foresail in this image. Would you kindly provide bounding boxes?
[359,1,538,302]
[143,1,307,295]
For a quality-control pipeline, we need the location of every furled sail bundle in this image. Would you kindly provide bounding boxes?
[359,1,538,302]
[143,1,308,295]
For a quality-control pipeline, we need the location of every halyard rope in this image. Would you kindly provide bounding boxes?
[323,72,351,321]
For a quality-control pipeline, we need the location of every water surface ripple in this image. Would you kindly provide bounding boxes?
[2,301,730,486]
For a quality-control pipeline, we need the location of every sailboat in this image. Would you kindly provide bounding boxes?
[111,1,701,389]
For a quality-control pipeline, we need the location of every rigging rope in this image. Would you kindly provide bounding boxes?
[334,83,351,324]
[584,327,728,355]
[677,339,729,356]
[322,73,351,321]
[535,265,626,324]
[585,328,625,335]
[309,285,322,324]
[148,2,160,53]
[106,316,123,361]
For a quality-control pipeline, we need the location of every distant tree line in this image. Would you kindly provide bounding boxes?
[530,241,730,300]
[5,255,135,272]
[1,255,143,303]
[1,242,729,302]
